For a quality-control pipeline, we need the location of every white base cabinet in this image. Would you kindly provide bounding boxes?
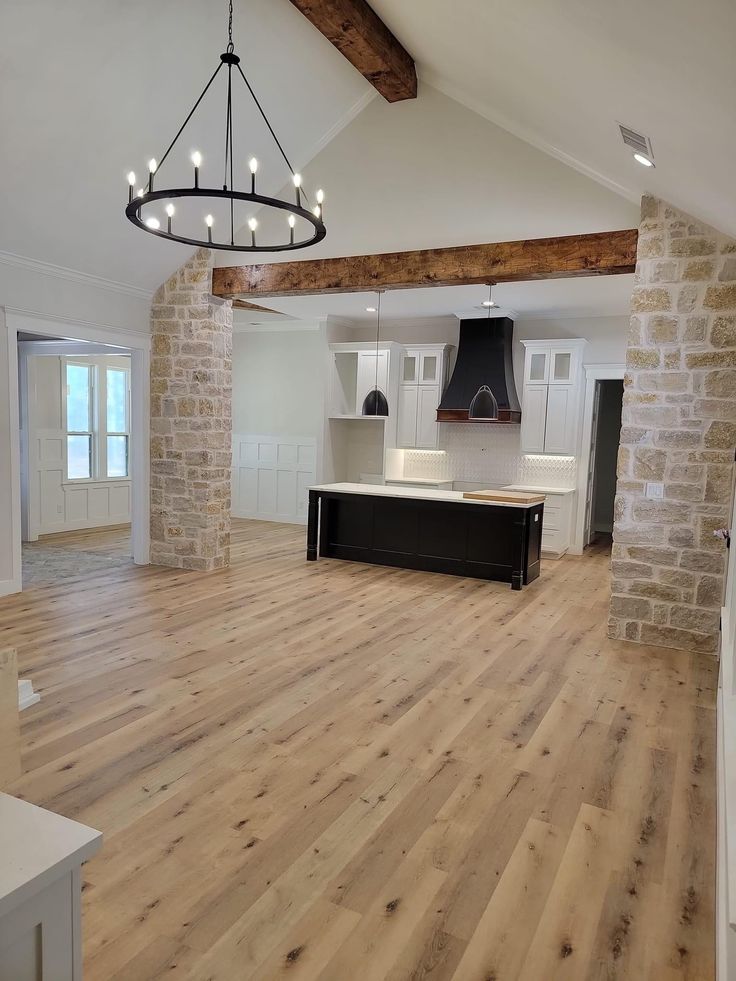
[503,485,576,558]
[0,794,102,981]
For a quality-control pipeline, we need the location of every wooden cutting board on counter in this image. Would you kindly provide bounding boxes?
[462,489,546,504]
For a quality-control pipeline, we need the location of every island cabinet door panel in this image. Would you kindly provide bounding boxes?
[416,507,467,560]
[321,495,374,550]
[373,499,419,554]
[465,509,516,566]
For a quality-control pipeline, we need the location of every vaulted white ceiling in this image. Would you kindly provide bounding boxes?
[0,0,369,292]
[2,0,732,305]
[370,0,736,238]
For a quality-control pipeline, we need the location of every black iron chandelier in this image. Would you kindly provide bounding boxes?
[124,0,326,252]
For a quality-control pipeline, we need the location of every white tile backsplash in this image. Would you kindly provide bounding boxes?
[403,424,577,489]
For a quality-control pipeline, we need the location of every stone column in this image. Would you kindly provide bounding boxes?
[609,196,736,653]
[150,248,233,570]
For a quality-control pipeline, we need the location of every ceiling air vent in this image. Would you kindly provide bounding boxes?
[618,123,655,165]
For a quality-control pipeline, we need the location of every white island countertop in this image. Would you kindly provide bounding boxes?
[0,792,102,918]
[310,482,543,509]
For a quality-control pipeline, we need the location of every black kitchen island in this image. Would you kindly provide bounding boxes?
[306,483,543,589]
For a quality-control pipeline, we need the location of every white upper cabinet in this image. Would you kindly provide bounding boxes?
[356,351,389,409]
[520,340,585,455]
[396,344,453,449]
[401,352,419,384]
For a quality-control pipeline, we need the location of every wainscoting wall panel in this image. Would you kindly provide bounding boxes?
[232,434,317,525]
[32,429,131,535]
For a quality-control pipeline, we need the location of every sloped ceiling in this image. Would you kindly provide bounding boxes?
[370,0,736,238]
[6,0,729,309]
[225,83,639,322]
[0,0,370,291]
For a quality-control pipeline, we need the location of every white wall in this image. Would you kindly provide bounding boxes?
[232,327,325,439]
[24,353,132,538]
[0,260,150,334]
[239,84,639,266]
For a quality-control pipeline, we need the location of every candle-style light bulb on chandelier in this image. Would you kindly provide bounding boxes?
[124,0,326,252]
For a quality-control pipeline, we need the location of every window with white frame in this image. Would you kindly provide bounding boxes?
[64,358,131,481]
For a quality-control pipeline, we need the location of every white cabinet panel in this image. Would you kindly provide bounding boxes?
[550,350,573,383]
[520,385,548,454]
[400,352,418,384]
[419,352,439,384]
[544,385,576,455]
[356,351,389,409]
[525,351,549,384]
[397,385,418,447]
[416,386,440,448]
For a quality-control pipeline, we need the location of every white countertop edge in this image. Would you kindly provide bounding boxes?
[384,477,455,486]
[503,484,576,496]
[0,793,102,918]
[310,482,543,508]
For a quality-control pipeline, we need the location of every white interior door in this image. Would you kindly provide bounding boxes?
[584,381,601,546]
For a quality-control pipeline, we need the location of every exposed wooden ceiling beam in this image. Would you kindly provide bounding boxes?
[230,299,281,315]
[287,0,416,103]
[212,229,638,300]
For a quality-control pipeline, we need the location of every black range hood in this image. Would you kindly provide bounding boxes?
[437,317,521,424]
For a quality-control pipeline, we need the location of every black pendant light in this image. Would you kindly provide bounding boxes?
[124,0,326,253]
[468,284,500,420]
[362,291,389,416]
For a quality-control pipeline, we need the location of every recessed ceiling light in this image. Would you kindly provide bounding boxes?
[366,306,377,312]
[481,300,497,308]
[633,152,654,168]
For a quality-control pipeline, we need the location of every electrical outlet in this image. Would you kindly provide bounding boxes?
[645,481,664,500]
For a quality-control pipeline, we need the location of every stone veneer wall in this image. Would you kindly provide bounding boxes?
[609,196,736,653]
[150,248,233,570]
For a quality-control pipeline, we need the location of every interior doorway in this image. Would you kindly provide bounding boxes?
[18,335,136,587]
[584,378,624,546]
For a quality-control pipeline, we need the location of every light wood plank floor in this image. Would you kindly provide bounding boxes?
[0,520,717,980]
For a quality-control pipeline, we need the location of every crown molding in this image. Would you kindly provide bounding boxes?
[234,321,322,333]
[421,70,640,205]
[0,250,153,301]
[3,307,151,348]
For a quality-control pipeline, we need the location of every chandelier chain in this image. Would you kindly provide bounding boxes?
[125,0,326,251]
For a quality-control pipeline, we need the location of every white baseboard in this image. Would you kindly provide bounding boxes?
[18,678,40,711]
[0,577,22,598]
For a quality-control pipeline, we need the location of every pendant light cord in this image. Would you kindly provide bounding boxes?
[227,0,234,53]
[374,291,382,394]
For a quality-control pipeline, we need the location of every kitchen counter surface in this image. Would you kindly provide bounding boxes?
[310,482,541,509]
[503,483,576,496]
